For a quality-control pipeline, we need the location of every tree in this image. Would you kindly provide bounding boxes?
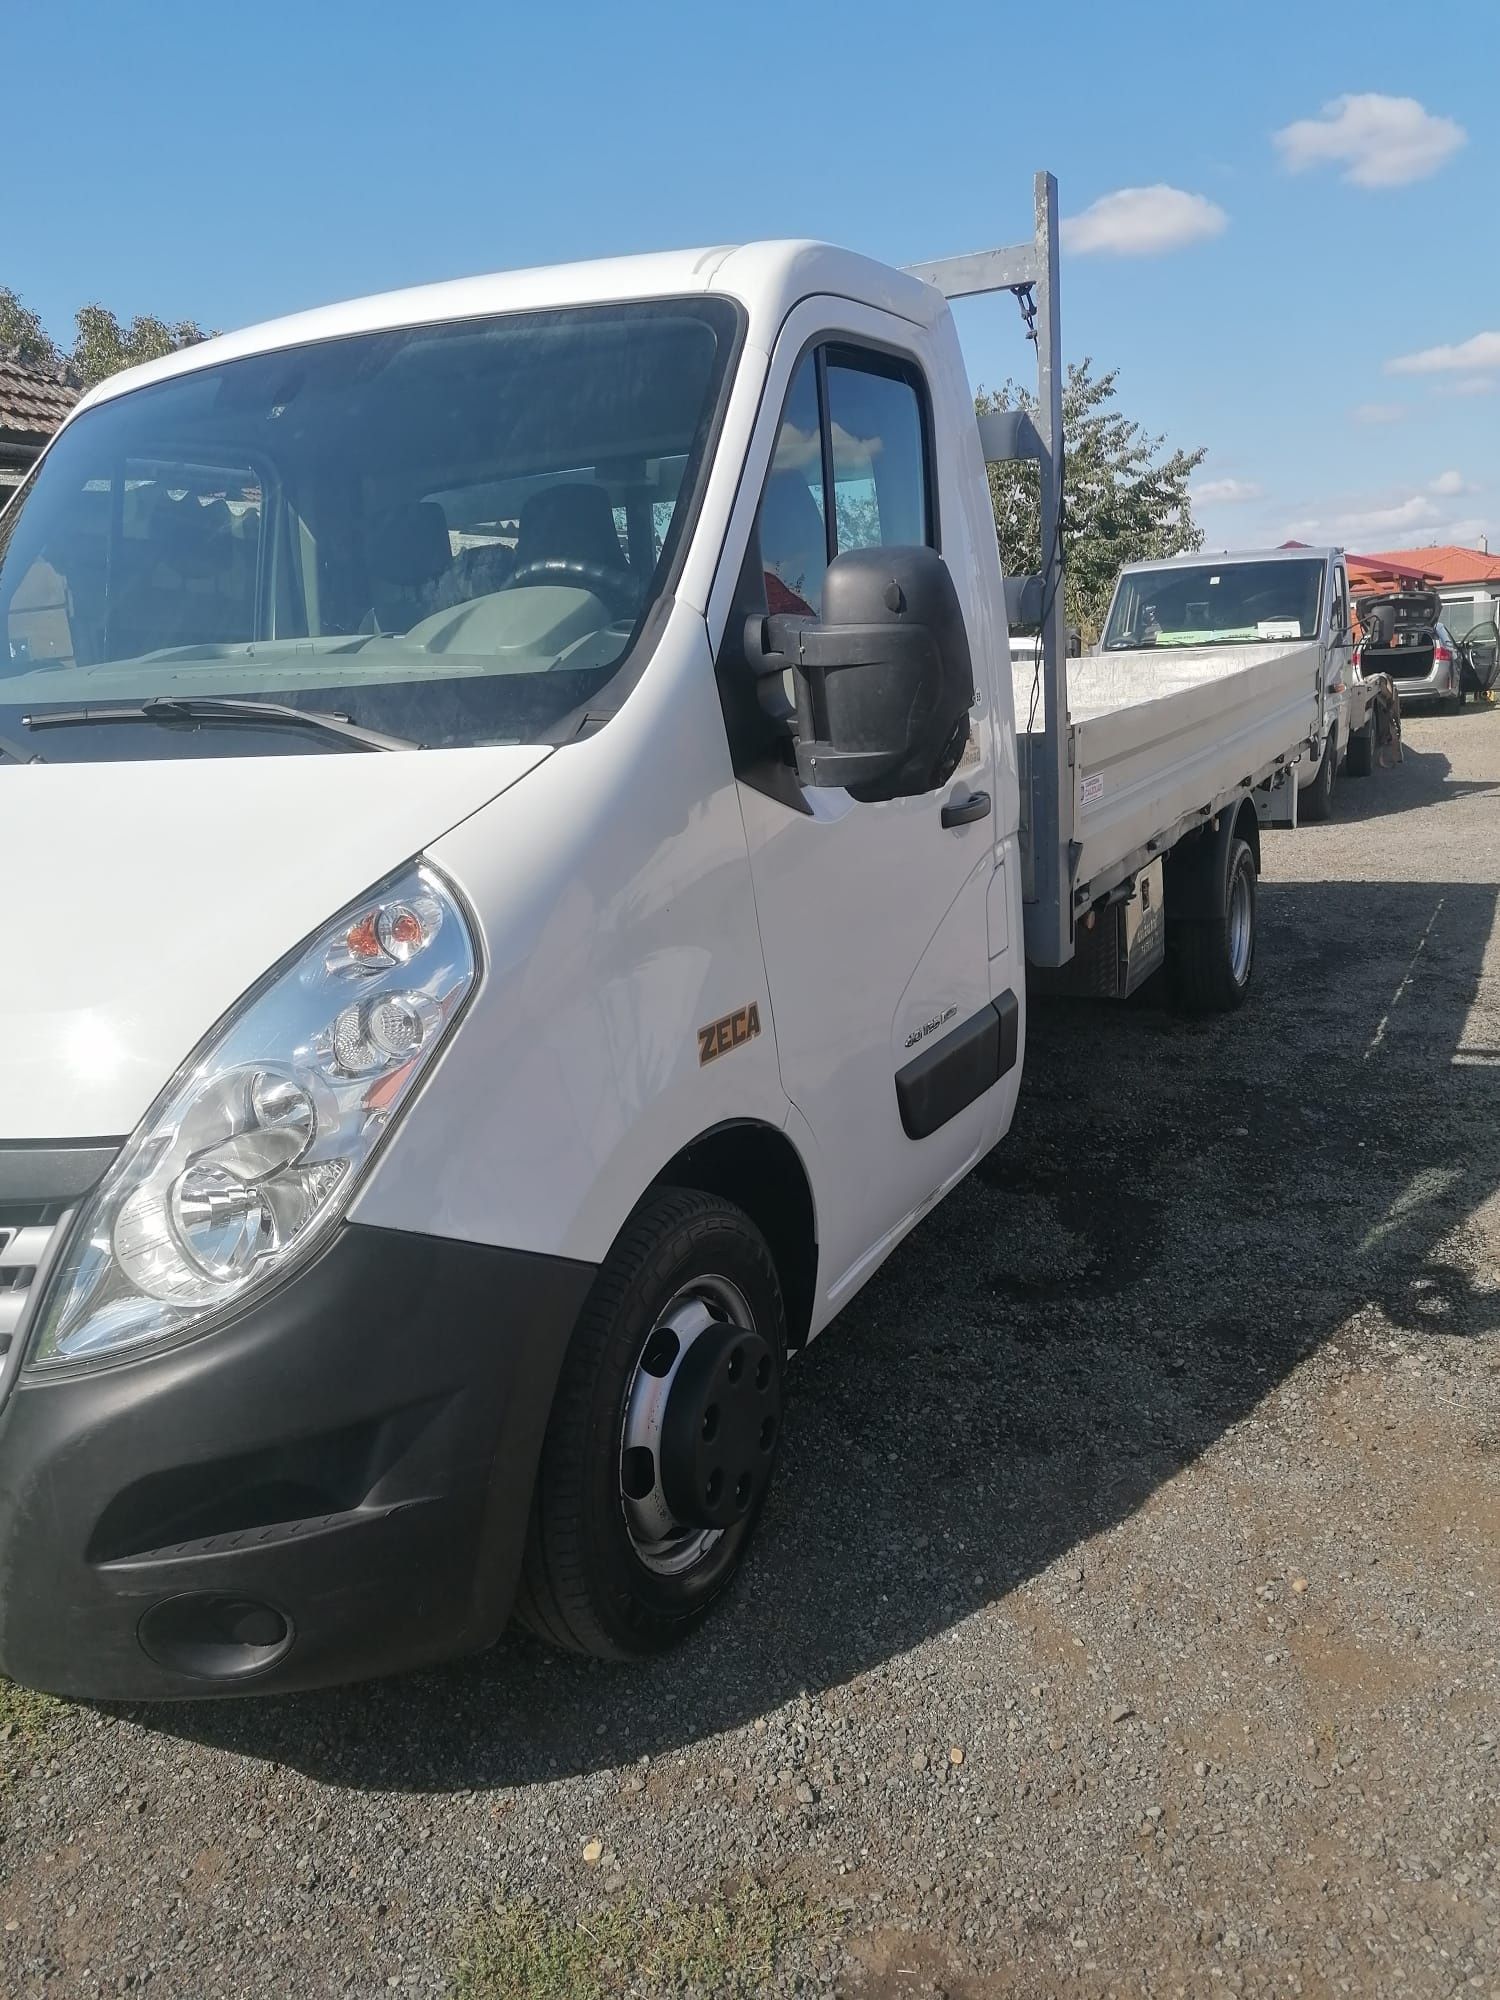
[0,282,212,387]
[978,359,1205,640]
[0,287,63,373]
[70,305,211,389]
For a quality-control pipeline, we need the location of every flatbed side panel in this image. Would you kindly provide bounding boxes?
[1013,650,1319,901]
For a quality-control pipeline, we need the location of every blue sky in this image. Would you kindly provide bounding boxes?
[7,0,1496,556]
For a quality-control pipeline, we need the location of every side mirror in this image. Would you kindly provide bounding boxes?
[750,545,974,800]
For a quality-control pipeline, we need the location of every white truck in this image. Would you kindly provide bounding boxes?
[0,176,1325,1699]
[1094,544,1376,824]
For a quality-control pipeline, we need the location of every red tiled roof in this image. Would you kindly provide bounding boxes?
[1347,551,1440,587]
[0,351,78,445]
[1358,543,1500,587]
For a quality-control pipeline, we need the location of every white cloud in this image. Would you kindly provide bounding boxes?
[1193,477,1264,505]
[1283,487,1498,550]
[1451,377,1497,397]
[1274,93,1466,188]
[1061,186,1227,257]
[1428,470,1474,497]
[1288,494,1443,543]
[1388,330,1500,375]
[1351,402,1406,425]
[1445,518,1490,546]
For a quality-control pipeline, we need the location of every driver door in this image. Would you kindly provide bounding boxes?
[722,311,1004,1310]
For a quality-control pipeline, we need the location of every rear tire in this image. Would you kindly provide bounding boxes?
[1346,722,1374,778]
[1301,736,1336,821]
[1168,836,1257,1015]
[517,1188,786,1659]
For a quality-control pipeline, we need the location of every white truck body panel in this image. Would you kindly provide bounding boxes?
[1010,641,1319,903]
[0,745,549,1139]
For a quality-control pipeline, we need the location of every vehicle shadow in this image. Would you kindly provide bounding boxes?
[1330,737,1500,824]
[144,871,1500,1796]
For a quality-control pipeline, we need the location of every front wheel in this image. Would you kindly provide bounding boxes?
[517,1188,786,1659]
[1346,721,1375,778]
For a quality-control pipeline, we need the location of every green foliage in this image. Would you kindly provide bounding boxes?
[0,286,211,388]
[0,287,63,373]
[451,1881,823,1999]
[978,358,1205,641]
[71,305,211,389]
[0,1677,67,1766]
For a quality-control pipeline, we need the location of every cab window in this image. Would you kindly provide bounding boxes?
[758,345,932,617]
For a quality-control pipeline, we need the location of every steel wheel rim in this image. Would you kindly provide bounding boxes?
[619,1274,755,1577]
[1228,865,1253,984]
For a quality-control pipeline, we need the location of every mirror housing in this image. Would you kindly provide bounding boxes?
[751,545,974,800]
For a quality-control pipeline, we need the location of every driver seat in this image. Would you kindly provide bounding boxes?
[512,483,627,575]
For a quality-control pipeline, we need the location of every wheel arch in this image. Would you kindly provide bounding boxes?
[1231,794,1261,873]
[1164,796,1259,920]
[650,1120,819,1350]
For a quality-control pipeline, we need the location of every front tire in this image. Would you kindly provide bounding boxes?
[1346,721,1374,777]
[518,1188,786,1659]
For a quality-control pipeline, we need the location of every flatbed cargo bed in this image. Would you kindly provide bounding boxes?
[1011,639,1319,910]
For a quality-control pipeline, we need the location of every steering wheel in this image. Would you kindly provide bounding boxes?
[503,558,641,618]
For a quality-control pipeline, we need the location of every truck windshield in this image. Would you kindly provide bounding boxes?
[0,298,738,760]
[1103,558,1324,650]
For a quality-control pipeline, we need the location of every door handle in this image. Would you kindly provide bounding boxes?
[941,789,992,829]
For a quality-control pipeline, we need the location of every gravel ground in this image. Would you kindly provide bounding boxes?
[3,704,1499,1999]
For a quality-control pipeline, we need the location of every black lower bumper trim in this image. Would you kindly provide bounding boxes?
[0,1222,595,1699]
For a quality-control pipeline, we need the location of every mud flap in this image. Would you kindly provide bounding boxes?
[1254,764,1298,830]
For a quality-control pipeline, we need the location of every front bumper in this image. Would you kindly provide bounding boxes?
[0,1222,594,1699]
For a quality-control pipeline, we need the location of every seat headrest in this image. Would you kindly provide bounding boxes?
[514,483,626,572]
[150,495,231,582]
[370,501,453,588]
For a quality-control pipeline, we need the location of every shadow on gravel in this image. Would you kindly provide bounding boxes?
[144,795,1500,1796]
[1325,736,1500,825]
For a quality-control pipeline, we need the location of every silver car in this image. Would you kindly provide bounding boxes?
[1354,590,1497,711]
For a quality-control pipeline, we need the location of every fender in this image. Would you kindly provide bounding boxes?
[1164,800,1258,920]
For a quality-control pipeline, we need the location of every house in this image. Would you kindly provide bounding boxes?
[1345,550,1440,594]
[1357,542,1500,641]
[0,349,79,500]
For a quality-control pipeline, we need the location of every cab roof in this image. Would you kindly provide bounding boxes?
[70,242,946,418]
[1120,545,1343,571]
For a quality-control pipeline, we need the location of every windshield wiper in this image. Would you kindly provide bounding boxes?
[21,696,420,753]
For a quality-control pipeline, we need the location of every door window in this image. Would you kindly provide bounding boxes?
[757,346,932,617]
[1332,566,1349,639]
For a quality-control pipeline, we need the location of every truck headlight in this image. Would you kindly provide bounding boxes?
[28,862,477,1369]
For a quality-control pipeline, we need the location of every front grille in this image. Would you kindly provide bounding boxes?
[0,1202,66,1391]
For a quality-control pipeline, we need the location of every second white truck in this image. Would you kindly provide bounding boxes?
[1092,543,1374,828]
[0,173,1331,1697]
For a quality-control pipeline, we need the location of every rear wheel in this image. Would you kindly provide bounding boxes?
[1168,836,1257,1015]
[1301,735,1336,821]
[518,1188,786,1659]
[1346,721,1374,778]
